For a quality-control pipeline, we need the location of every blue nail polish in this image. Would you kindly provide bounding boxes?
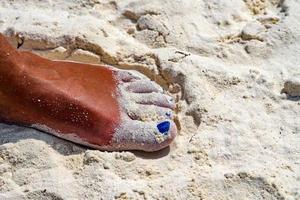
[157,121,170,135]
[166,112,171,117]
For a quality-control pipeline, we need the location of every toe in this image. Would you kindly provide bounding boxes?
[117,70,148,82]
[125,80,163,93]
[112,119,177,152]
[133,93,175,109]
[126,104,173,121]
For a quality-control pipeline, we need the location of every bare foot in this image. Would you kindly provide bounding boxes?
[0,34,177,152]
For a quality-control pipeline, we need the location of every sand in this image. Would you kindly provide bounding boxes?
[0,0,299,199]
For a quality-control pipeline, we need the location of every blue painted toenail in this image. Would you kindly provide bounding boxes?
[157,121,170,135]
[166,112,171,117]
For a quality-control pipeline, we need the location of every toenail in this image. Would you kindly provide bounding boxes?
[166,112,171,117]
[167,96,174,103]
[157,121,170,135]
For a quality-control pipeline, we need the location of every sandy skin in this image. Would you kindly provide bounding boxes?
[0,34,177,152]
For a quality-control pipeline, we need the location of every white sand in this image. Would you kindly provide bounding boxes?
[0,0,299,199]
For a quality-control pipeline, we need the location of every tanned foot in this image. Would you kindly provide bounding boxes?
[0,34,177,152]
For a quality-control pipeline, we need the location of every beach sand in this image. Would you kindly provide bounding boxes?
[0,0,299,199]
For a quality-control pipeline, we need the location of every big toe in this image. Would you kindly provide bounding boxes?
[112,119,177,152]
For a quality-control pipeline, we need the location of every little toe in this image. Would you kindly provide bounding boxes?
[126,104,173,121]
[134,93,175,109]
[117,70,147,82]
[125,80,163,93]
[112,119,177,152]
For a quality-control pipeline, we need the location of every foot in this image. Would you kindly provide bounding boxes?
[0,34,177,152]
